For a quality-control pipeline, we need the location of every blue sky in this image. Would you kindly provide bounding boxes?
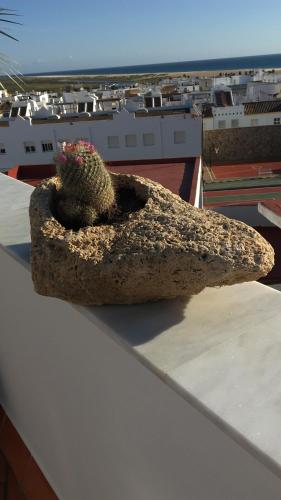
[1,0,281,73]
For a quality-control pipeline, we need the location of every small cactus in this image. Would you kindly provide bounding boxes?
[54,141,115,227]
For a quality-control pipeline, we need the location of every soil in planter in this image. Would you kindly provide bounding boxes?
[52,185,147,231]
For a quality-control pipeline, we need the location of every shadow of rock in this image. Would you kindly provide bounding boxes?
[4,240,189,347]
[84,296,190,347]
[6,243,31,269]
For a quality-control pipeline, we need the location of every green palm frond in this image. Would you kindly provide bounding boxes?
[0,7,22,41]
[0,9,24,90]
[0,52,25,90]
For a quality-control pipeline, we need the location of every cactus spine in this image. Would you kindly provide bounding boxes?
[54,141,115,227]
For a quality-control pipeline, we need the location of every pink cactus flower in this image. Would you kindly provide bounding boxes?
[55,141,97,168]
[77,140,96,153]
[56,153,67,164]
[64,143,77,154]
[74,155,84,166]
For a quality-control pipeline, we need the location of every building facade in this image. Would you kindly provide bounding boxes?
[0,108,202,170]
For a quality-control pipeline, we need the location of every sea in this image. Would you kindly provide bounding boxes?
[29,53,281,77]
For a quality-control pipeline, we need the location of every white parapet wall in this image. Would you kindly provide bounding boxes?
[258,201,281,229]
[1,174,281,499]
[192,157,203,208]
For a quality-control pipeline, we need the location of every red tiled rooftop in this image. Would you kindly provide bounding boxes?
[244,100,281,115]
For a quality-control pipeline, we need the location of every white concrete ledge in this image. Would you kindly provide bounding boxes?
[258,201,281,229]
[1,173,281,499]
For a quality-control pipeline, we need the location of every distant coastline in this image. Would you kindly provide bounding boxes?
[26,53,281,77]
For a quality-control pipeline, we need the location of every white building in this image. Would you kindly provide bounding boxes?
[0,107,202,170]
[253,69,281,83]
[246,81,281,102]
[124,94,145,112]
[203,99,281,130]
[204,104,245,129]
[177,81,200,93]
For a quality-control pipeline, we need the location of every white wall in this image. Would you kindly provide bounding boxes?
[2,249,281,500]
[230,75,252,85]
[244,112,281,127]
[204,106,281,130]
[211,105,245,129]
[246,82,281,101]
[193,157,203,208]
[0,110,202,170]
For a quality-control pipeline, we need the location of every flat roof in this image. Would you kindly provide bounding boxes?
[203,161,281,208]
[7,157,199,204]
[204,161,281,182]
[108,160,195,202]
[204,186,281,208]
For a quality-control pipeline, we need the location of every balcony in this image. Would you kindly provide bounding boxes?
[1,173,281,499]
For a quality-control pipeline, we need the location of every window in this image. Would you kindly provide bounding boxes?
[143,133,155,146]
[218,120,226,129]
[145,97,153,108]
[19,106,27,117]
[0,143,6,154]
[251,118,259,126]
[107,136,119,148]
[274,118,281,125]
[86,102,94,112]
[154,96,161,107]
[11,107,19,118]
[24,141,36,153]
[125,134,137,147]
[78,102,86,113]
[41,141,54,152]
[231,119,239,128]
[174,130,186,144]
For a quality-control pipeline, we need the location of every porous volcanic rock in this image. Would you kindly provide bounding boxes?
[29,174,274,305]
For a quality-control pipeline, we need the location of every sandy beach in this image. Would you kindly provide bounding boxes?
[34,67,281,79]
[2,66,281,94]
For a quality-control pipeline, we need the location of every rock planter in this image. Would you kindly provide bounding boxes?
[30,174,274,305]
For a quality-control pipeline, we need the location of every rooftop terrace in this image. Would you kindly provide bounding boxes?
[7,156,201,205]
[203,161,281,207]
